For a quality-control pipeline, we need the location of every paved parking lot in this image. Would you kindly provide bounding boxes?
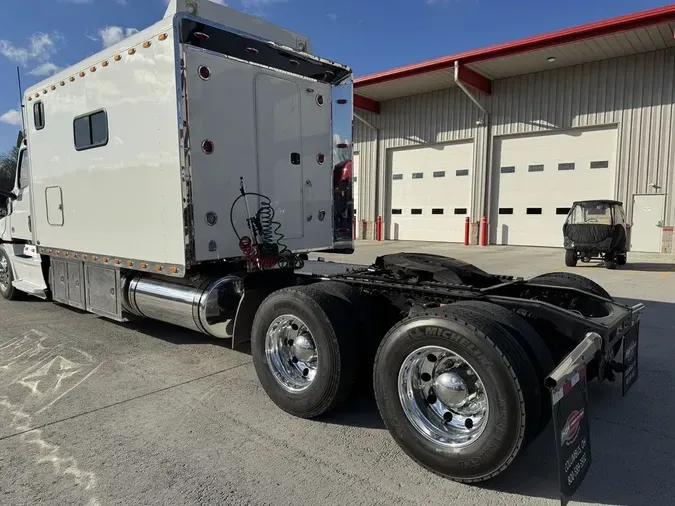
[1,241,673,506]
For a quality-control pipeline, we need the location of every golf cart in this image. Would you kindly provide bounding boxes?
[563,199,629,269]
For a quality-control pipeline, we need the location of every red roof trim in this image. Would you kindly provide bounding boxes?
[457,65,491,95]
[355,5,675,88]
[354,94,381,114]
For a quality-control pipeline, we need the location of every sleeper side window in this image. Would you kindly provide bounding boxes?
[33,101,45,130]
[74,110,109,151]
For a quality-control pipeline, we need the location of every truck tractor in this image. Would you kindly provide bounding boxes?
[0,0,642,497]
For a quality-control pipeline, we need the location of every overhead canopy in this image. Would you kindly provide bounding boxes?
[353,5,675,113]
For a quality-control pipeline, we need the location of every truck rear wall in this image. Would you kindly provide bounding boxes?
[182,45,334,261]
[25,21,186,269]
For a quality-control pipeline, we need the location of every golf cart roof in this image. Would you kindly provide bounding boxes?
[571,199,624,206]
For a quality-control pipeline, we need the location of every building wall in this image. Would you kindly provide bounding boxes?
[352,89,486,238]
[354,46,675,249]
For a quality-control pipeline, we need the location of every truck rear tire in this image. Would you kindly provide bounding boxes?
[531,271,612,300]
[448,300,555,434]
[251,285,357,419]
[373,306,540,483]
[0,248,22,301]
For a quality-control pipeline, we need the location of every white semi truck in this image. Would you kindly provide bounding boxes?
[0,0,642,497]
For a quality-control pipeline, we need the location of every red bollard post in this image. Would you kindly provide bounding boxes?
[464,216,470,246]
[479,216,488,247]
[376,216,383,242]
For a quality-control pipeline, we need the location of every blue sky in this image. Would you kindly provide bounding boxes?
[0,0,671,151]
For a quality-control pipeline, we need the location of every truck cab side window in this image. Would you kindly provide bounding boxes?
[18,149,30,189]
[74,110,109,151]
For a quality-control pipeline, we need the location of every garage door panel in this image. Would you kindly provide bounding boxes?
[389,141,473,242]
[493,127,617,247]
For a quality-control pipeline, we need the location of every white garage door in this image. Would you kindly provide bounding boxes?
[492,126,618,247]
[389,140,473,242]
[352,152,360,221]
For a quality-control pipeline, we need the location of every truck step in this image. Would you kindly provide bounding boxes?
[12,280,48,299]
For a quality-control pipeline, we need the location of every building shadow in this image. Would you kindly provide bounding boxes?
[574,261,675,272]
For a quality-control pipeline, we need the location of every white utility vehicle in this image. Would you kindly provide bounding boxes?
[0,0,642,498]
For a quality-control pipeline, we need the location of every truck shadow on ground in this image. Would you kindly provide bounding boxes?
[108,295,674,505]
[323,297,675,505]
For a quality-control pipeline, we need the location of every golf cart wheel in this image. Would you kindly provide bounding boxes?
[0,248,22,301]
[604,254,618,270]
[531,271,612,300]
[373,306,539,483]
[564,249,577,267]
[449,300,555,435]
[251,285,358,419]
[616,253,627,266]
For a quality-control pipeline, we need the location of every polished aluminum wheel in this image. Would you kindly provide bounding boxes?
[398,345,489,448]
[0,255,9,292]
[265,315,318,393]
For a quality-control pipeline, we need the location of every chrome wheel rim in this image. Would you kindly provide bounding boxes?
[0,256,9,292]
[398,345,489,448]
[265,315,318,393]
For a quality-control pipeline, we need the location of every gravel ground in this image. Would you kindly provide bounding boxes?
[1,241,673,506]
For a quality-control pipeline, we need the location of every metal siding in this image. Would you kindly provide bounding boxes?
[354,87,484,223]
[490,47,675,226]
[354,47,675,240]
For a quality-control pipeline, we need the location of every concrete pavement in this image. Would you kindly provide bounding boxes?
[1,241,673,506]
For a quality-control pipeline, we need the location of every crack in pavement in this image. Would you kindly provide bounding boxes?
[0,360,252,443]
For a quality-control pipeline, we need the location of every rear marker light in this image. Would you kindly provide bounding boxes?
[102,61,109,68]
[51,86,56,91]
[337,99,348,104]
[201,140,214,154]
[246,47,259,55]
[159,34,168,41]
[114,55,122,61]
[337,143,349,149]
[128,48,136,55]
[317,154,325,164]
[143,41,151,48]
[79,72,85,77]
[198,65,211,80]
[27,97,32,101]
[60,81,65,86]
[90,66,97,72]
[69,77,75,82]
[194,32,210,41]
[316,94,324,106]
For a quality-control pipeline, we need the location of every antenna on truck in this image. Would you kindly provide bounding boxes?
[16,67,26,140]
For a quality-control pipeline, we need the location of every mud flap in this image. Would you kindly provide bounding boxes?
[545,332,601,506]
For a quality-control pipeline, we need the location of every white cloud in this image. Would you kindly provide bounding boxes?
[97,26,139,48]
[29,62,62,77]
[327,13,337,20]
[0,110,23,126]
[0,33,61,65]
[241,0,286,15]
